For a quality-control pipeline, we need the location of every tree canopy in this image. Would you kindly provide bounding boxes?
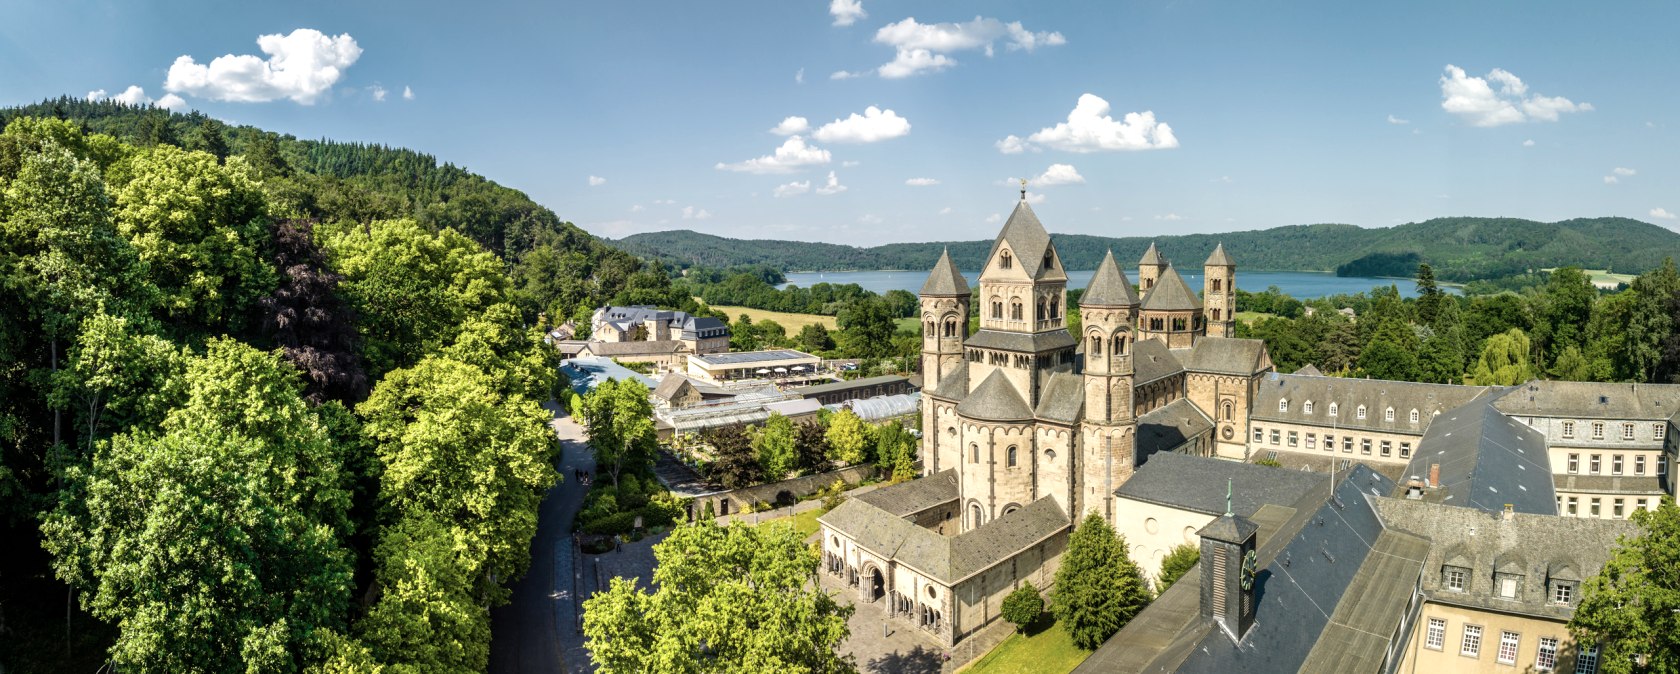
[1569,497,1680,674]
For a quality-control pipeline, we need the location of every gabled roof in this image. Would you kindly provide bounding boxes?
[1182,337,1272,376]
[820,493,1069,583]
[1080,250,1139,307]
[919,247,971,297]
[854,469,959,516]
[1135,399,1216,462]
[1251,373,1489,435]
[964,329,1077,353]
[956,370,1034,421]
[1204,242,1234,267]
[1400,390,1556,514]
[1034,371,1085,424]
[1141,264,1202,311]
[1294,363,1324,376]
[1133,338,1185,386]
[1118,450,1327,517]
[653,374,700,401]
[988,200,1058,280]
[926,362,970,402]
[1492,379,1680,420]
[1139,242,1165,267]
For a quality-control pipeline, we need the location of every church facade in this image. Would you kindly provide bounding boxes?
[818,195,1274,647]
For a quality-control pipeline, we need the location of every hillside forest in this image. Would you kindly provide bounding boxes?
[0,99,688,673]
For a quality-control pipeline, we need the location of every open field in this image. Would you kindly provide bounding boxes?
[1545,268,1637,287]
[754,508,824,540]
[1235,311,1276,324]
[959,617,1087,674]
[706,304,838,332]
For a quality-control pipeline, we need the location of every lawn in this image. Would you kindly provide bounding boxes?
[1235,310,1276,324]
[705,304,837,332]
[959,617,1089,674]
[754,508,824,540]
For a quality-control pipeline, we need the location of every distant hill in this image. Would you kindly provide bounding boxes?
[616,216,1680,282]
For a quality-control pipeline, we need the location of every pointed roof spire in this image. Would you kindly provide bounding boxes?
[1141,263,1203,311]
[1205,242,1234,267]
[1139,242,1165,267]
[1020,177,1028,201]
[989,199,1057,279]
[919,247,971,296]
[1080,250,1139,307]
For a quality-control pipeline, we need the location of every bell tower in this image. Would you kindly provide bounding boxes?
[919,247,970,390]
[1204,243,1236,339]
[1138,242,1166,292]
[1078,250,1139,521]
[1198,480,1260,642]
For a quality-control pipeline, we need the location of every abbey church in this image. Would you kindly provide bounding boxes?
[818,194,1275,646]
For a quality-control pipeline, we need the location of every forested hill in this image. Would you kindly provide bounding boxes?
[1,96,681,318]
[618,216,1680,282]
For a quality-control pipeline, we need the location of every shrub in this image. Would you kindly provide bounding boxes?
[580,511,640,536]
[1002,582,1044,633]
[1157,544,1199,593]
[819,480,847,514]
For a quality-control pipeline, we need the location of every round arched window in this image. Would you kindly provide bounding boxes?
[1044,449,1057,461]
[927,586,938,599]
[1145,517,1160,534]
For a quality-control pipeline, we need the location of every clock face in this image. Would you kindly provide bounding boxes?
[1240,549,1259,591]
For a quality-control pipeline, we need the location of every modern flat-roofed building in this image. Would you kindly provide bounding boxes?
[686,349,823,385]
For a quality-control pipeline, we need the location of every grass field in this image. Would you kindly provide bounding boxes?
[707,304,838,332]
[754,508,824,540]
[1544,268,1637,286]
[959,617,1088,674]
[1235,311,1275,324]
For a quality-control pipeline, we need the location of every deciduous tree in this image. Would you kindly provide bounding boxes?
[824,409,868,466]
[1569,497,1680,674]
[752,413,799,480]
[1001,582,1044,633]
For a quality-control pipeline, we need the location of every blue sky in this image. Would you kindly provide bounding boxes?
[2,0,1677,245]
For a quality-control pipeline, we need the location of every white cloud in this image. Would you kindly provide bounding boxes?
[156,94,187,111]
[812,106,911,143]
[112,85,152,106]
[1001,94,1178,153]
[774,180,811,198]
[1439,65,1591,127]
[1024,191,1046,204]
[1028,163,1084,186]
[795,68,805,85]
[1523,139,1535,147]
[402,85,414,100]
[984,213,1003,224]
[841,160,861,167]
[1154,213,1184,221]
[1604,176,1618,184]
[770,116,810,136]
[86,89,106,101]
[872,16,1064,78]
[906,177,941,186]
[654,199,676,205]
[830,0,867,27]
[1387,114,1410,125]
[370,85,387,101]
[1650,208,1677,221]
[165,28,362,104]
[815,171,847,195]
[715,135,832,174]
[858,214,883,225]
[939,207,953,215]
[1613,167,1637,176]
[630,205,646,212]
[682,206,712,220]
[830,70,868,80]
[588,175,607,187]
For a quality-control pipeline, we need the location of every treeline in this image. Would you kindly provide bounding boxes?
[1241,263,1680,386]
[675,265,917,317]
[617,216,1680,283]
[0,110,605,672]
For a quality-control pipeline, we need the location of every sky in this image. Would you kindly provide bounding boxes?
[2,0,1677,245]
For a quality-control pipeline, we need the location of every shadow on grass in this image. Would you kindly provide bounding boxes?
[1017,611,1053,638]
[864,644,945,674]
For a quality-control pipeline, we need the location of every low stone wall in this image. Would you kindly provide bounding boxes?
[689,463,878,519]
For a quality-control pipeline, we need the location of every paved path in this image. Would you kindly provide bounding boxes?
[488,405,595,674]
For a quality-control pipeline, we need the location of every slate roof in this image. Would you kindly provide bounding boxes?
[1080,466,1411,674]
[1400,390,1556,514]
[1080,251,1139,307]
[819,494,1069,583]
[1251,373,1489,435]
[926,363,970,402]
[1374,497,1637,622]
[1133,338,1185,386]
[792,375,912,397]
[919,248,971,297]
[1135,400,1217,463]
[1139,242,1165,267]
[956,370,1034,421]
[1181,337,1271,376]
[1118,451,1328,517]
[1493,379,1680,420]
[854,469,960,516]
[1295,530,1432,674]
[1034,371,1085,424]
[963,329,1077,353]
[988,200,1060,280]
[1553,474,1669,495]
[653,374,700,401]
[1293,364,1323,376]
[1204,242,1234,267]
[1141,264,1202,312]
[578,340,687,356]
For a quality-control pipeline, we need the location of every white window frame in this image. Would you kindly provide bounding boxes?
[1400,442,1412,458]
[1635,455,1646,475]
[1592,421,1604,440]
[1425,617,1446,650]
[1552,581,1573,605]
[1562,421,1575,439]
[1461,624,1482,657]
[1445,567,1466,592]
[1329,402,1339,417]
[1385,407,1395,422]
[1536,636,1559,672]
[1568,453,1580,474]
[1654,423,1666,440]
[1304,400,1314,414]
[1497,631,1520,664]
[1410,408,1420,423]
[1357,405,1367,420]
[1279,399,1289,413]
[1574,644,1598,674]
[1622,422,1635,440]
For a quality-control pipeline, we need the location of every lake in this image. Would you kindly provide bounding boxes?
[780,270,1455,299]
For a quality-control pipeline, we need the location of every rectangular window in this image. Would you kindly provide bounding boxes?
[1567,497,1578,516]
[1592,422,1604,440]
[1499,575,1519,599]
[1380,440,1392,457]
[1568,454,1580,474]
[1660,453,1669,475]
[1254,427,1264,443]
[1304,400,1313,414]
[1590,455,1602,474]
[1613,499,1624,519]
[1400,442,1412,458]
[1537,637,1559,671]
[1425,617,1446,650]
[1461,624,1483,657]
[1279,400,1288,413]
[1343,437,1354,453]
[1655,423,1666,440]
[1636,455,1646,475]
[1270,429,1280,445]
[1444,567,1467,591]
[1361,438,1372,455]
[1562,421,1575,438]
[1305,434,1316,450]
[1498,631,1520,664]
[1591,498,1601,517]
[1553,582,1573,605]
[1575,644,1599,674]
[1287,431,1298,448]
[1612,455,1623,475]
[1638,498,1648,511]
[1324,435,1335,452]
[1622,423,1635,440]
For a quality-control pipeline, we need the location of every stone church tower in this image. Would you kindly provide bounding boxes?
[1078,251,1140,521]
[1203,243,1236,338]
[1138,243,1166,292]
[919,248,970,390]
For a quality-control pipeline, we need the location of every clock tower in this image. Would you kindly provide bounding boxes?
[1197,480,1259,642]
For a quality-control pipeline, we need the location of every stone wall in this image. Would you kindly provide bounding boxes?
[688,463,878,519]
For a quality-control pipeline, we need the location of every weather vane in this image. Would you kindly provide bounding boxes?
[1020,178,1028,200]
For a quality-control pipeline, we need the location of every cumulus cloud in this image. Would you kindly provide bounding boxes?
[1651,208,1677,221]
[86,89,106,101]
[715,136,832,174]
[770,116,810,136]
[1605,167,1637,184]
[774,180,812,198]
[370,85,387,101]
[165,28,362,104]
[1028,163,1084,186]
[402,86,414,100]
[814,171,847,195]
[156,94,186,111]
[682,206,712,220]
[1523,139,1535,147]
[830,70,868,80]
[588,175,607,187]
[1439,65,1591,127]
[813,106,911,143]
[1387,114,1410,125]
[872,16,1064,78]
[1024,192,1046,205]
[906,178,941,186]
[831,0,867,26]
[112,85,152,106]
[1000,94,1178,153]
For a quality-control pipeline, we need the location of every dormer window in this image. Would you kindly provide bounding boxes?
[1279,399,1289,413]
[1495,572,1523,600]
[1410,409,1420,423]
[1443,565,1468,592]
[1304,400,1314,414]
[1551,580,1576,605]
[1356,405,1367,420]
[1385,407,1395,422]
[1000,252,1013,269]
[1329,403,1339,417]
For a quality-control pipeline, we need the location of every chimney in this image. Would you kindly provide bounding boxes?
[1428,463,1440,488]
[1502,503,1514,521]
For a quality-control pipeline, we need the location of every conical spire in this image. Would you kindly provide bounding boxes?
[1080,250,1139,307]
[1139,242,1165,267]
[919,247,970,296]
[989,200,1056,278]
[1141,263,1203,311]
[1205,242,1234,267]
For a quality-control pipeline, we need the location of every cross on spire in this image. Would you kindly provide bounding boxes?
[1020,178,1028,200]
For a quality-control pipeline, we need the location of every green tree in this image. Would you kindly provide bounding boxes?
[1001,582,1045,633]
[836,298,896,359]
[1315,318,1361,373]
[795,420,833,475]
[1156,544,1199,593]
[796,323,836,353]
[871,421,918,479]
[1535,267,1596,363]
[1466,328,1537,386]
[582,520,855,674]
[444,302,560,402]
[824,409,869,466]
[1568,497,1680,674]
[1550,345,1596,382]
[752,413,799,481]
[355,515,490,674]
[1052,512,1152,650]
[578,377,658,488]
[704,425,761,490]
[1414,263,1446,327]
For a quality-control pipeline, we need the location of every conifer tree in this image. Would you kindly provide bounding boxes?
[1053,512,1152,650]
